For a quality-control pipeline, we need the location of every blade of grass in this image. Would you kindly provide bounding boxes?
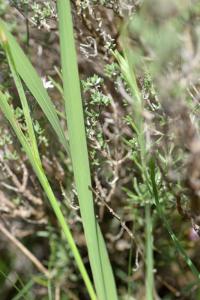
[48,281,53,300]
[114,48,154,300]
[57,1,118,299]
[2,38,40,164]
[0,21,69,153]
[0,90,97,300]
[145,203,154,300]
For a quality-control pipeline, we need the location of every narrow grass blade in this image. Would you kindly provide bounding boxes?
[113,49,141,105]
[0,20,69,152]
[57,1,118,299]
[0,90,97,299]
[150,159,200,281]
[145,204,154,300]
[0,90,33,157]
[2,40,40,164]
[113,50,146,161]
[114,48,154,299]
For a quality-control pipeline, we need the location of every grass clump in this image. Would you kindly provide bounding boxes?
[0,0,200,299]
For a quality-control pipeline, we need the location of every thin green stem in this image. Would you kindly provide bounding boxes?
[145,204,154,300]
[35,166,97,300]
[114,48,154,299]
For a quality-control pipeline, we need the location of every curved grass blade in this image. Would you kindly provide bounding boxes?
[0,20,69,153]
[0,90,97,300]
[57,1,118,299]
[2,39,40,164]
